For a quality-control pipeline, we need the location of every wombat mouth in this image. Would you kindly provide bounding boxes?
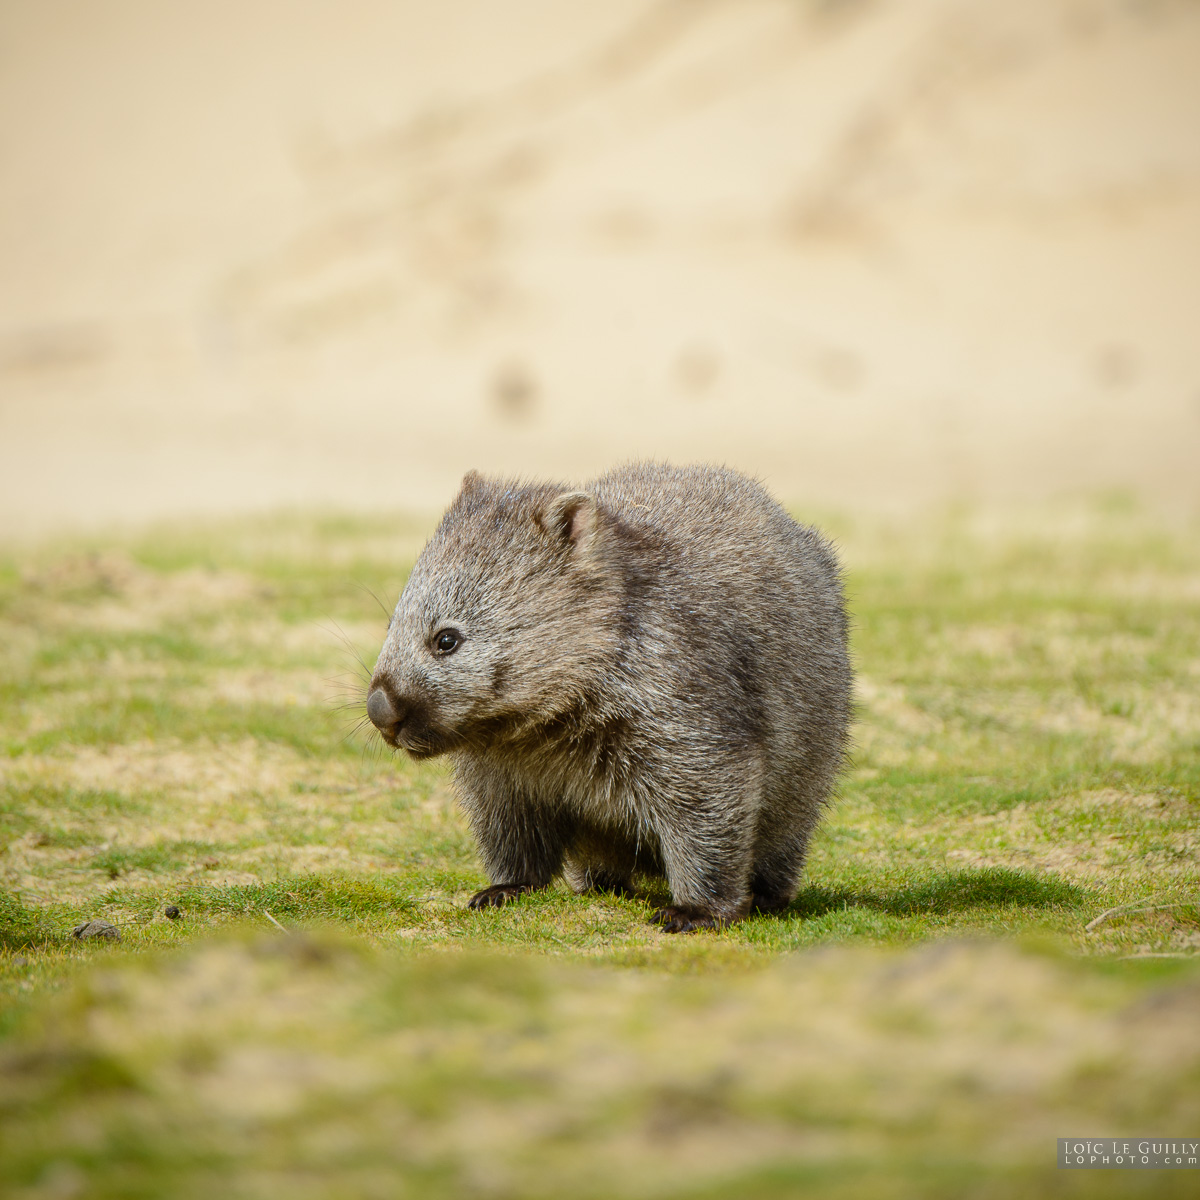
[394,729,458,760]
[371,711,461,758]
[398,742,441,760]
[374,726,433,757]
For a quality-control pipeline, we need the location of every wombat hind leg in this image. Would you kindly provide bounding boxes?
[650,905,734,933]
[562,834,639,897]
[651,796,755,933]
[747,830,810,917]
[581,871,636,897]
[468,883,536,909]
[750,891,793,915]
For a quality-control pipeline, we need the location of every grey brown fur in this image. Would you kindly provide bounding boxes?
[367,462,852,932]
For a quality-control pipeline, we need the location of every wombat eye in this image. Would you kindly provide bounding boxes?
[434,629,461,655]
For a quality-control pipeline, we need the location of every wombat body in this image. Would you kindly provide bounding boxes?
[367,462,852,931]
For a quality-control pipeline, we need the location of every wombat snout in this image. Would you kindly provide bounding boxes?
[366,687,407,740]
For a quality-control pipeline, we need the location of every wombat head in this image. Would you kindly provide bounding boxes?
[367,471,622,758]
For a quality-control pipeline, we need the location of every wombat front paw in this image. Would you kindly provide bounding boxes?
[468,883,532,909]
[649,905,723,934]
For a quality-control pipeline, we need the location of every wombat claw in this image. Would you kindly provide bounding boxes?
[468,883,532,909]
[650,905,723,934]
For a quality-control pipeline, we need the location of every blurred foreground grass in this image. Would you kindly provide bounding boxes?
[1,500,1198,1197]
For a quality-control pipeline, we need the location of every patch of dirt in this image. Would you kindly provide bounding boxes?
[857,678,941,736]
[0,740,429,904]
[20,554,264,633]
[1070,789,1195,819]
[941,791,1198,883]
[191,669,336,709]
[1,739,302,800]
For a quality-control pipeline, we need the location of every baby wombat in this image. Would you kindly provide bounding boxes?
[367,462,852,932]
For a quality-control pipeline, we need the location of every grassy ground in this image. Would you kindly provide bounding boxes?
[1,500,1198,1198]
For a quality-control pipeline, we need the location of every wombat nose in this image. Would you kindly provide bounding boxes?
[366,688,404,733]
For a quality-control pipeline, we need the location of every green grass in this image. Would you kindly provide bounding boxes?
[0,499,1197,1197]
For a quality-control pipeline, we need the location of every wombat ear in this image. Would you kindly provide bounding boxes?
[460,469,486,496]
[542,490,596,552]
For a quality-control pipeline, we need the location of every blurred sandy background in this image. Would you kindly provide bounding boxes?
[1,0,1198,534]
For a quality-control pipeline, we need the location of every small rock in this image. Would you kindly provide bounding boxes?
[675,343,721,395]
[164,905,181,920]
[1094,342,1138,390]
[71,920,121,942]
[490,359,538,422]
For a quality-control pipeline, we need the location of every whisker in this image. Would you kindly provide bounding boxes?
[340,716,374,748]
[357,581,394,623]
[316,618,374,680]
